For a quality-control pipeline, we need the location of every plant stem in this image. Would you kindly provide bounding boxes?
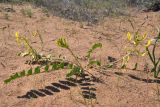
[67,48,95,77]
[68,48,82,67]
[146,47,154,64]
[146,39,160,78]
[152,39,158,63]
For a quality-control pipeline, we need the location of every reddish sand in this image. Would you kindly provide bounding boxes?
[0,3,160,107]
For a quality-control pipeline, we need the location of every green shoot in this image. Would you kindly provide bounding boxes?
[86,43,102,67]
[145,32,160,78]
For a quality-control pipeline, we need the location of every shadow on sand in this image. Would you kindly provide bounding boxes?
[114,72,160,84]
[17,74,98,99]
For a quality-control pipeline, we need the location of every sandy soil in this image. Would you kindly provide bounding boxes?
[0,3,160,107]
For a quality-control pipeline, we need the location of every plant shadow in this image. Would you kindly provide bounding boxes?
[128,74,160,84]
[17,74,97,99]
[114,72,160,84]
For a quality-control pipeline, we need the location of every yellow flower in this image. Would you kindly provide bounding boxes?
[15,32,20,44]
[145,40,151,47]
[127,32,132,41]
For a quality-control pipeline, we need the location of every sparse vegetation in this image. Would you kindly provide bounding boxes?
[4,32,103,83]
[1,0,160,23]
[21,8,33,18]
[0,1,160,107]
[124,31,160,78]
[3,12,9,20]
[146,31,160,78]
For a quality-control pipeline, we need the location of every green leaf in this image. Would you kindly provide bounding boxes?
[10,73,19,80]
[66,70,74,77]
[20,70,26,77]
[89,60,101,66]
[107,64,113,68]
[44,65,49,72]
[87,43,102,58]
[58,62,65,69]
[4,79,12,84]
[34,66,40,74]
[27,69,32,75]
[92,43,102,50]
[67,66,83,77]
[56,37,69,49]
[68,63,73,69]
[52,63,58,70]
